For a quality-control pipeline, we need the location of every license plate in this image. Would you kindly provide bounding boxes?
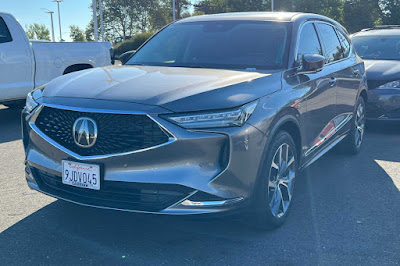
[62,160,100,190]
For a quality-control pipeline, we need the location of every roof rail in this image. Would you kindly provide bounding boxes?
[361,25,400,31]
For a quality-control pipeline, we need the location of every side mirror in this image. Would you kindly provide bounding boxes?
[301,54,325,73]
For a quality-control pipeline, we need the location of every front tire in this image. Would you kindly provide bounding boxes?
[251,131,298,229]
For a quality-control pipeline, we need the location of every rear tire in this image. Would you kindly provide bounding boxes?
[250,131,298,230]
[338,97,366,154]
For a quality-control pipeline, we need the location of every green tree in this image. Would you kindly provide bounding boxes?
[69,25,86,42]
[342,0,382,32]
[381,0,400,25]
[25,23,51,41]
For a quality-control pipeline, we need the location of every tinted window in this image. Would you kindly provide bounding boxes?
[297,23,322,66]
[336,29,351,58]
[0,17,12,44]
[127,21,290,70]
[317,23,343,63]
[352,36,400,60]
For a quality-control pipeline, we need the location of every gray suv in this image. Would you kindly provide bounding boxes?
[22,12,367,228]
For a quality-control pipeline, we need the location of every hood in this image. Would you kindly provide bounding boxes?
[364,60,400,82]
[43,65,282,112]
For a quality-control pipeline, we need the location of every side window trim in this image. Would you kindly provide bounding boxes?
[294,20,324,68]
[334,26,353,60]
[315,21,345,65]
[0,16,13,44]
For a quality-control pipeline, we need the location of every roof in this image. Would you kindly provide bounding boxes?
[176,12,332,24]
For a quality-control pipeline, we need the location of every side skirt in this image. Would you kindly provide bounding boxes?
[300,134,347,170]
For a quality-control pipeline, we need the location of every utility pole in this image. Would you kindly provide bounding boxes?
[53,0,63,41]
[92,0,99,42]
[271,0,274,11]
[99,0,104,41]
[42,9,55,42]
[172,0,176,21]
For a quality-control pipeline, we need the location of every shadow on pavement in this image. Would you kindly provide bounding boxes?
[0,105,23,143]
[0,122,399,265]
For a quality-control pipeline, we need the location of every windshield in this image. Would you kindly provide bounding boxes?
[352,35,400,60]
[126,21,290,70]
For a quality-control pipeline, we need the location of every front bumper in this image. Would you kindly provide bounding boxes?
[367,88,400,120]
[22,100,266,215]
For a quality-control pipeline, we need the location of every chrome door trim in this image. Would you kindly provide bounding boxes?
[301,134,347,169]
[305,114,352,156]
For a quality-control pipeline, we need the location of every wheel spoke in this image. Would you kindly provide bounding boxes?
[358,114,365,124]
[271,161,279,171]
[278,145,283,166]
[282,171,295,183]
[268,179,276,189]
[285,144,289,163]
[279,188,289,213]
[287,156,295,168]
[270,188,281,216]
[280,182,292,201]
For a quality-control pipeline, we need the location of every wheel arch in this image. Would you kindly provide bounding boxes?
[266,114,302,162]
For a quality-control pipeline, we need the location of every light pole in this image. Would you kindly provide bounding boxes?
[42,8,55,42]
[53,0,63,41]
[271,0,274,11]
[172,0,176,21]
[92,0,99,42]
[99,0,104,41]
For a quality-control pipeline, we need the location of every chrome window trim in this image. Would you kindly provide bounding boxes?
[30,103,177,160]
[294,20,354,69]
[294,20,323,68]
[314,21,353,66]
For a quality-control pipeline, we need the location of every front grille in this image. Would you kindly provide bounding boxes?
[33,168,193,212]
[35,107,170,156]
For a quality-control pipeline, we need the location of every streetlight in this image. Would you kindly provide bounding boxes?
[92,0,98,42]
[172,0,176,21]
[53,0,63,41]
[271,0,274,11]
[99,0,104,41]
[41,8,55,42]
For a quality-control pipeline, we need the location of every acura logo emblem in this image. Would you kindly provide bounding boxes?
[72,117,98,148]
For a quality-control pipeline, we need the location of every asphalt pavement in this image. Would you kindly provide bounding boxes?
[0,105,399,265]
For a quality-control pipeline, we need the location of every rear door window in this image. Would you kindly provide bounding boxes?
[336,29,351,58]
[316,23,344,63]
[0,17,12,44]
[296,23,323,66]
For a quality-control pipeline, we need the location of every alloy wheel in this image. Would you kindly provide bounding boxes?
[355,102,365,148]
[268,143,296,218]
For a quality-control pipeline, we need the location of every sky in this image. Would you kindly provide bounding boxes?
[1,0,93,41]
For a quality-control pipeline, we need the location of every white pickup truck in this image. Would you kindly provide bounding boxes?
[0,12,113,107]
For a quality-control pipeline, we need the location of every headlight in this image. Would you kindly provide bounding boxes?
[378,80,400,89]
[25,85,45,113]
[162,101,258,129]
[25,92,39,113]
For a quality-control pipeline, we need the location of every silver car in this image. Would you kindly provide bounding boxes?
[23,12,367,228]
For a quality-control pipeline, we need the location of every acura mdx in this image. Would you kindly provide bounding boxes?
[23,12,368,228]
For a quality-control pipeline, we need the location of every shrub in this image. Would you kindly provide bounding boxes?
[113,32,154,56]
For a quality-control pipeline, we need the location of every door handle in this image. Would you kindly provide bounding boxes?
[329,77,337,86]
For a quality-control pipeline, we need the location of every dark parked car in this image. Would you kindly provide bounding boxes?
[23,12,367,228]
[352,26,400,120]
